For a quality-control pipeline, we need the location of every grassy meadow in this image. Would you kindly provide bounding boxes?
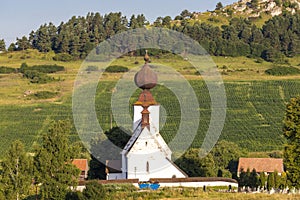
[0,50,300,156]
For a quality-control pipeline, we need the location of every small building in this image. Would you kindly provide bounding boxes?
[72,159,89,180]
[237,157,284,176]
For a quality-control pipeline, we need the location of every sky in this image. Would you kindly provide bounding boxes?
[0,0,236,46]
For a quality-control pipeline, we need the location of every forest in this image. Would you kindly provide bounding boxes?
[0,11,299,63]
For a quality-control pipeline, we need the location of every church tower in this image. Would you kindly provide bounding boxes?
[106,51,187,181]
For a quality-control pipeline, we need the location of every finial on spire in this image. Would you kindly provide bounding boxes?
[144,49,150,63]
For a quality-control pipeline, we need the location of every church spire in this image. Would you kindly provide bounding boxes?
[134,50,158,129]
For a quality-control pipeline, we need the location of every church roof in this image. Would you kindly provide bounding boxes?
[122,121,142,154]
[237,158,284,173]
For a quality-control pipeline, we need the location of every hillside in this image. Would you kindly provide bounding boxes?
[1,50,300,158]
[186,0,300,27]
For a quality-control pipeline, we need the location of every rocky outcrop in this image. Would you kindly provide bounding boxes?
[223,0,300,18]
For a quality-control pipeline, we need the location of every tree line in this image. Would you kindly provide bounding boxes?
[0,11,299,62]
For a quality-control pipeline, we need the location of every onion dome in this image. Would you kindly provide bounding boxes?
[134,51,157,90]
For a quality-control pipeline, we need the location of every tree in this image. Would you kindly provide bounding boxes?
[216,2,223,10]
[8,43,16,52]
[0,39,6,51]
[210,140,242,177]
[82,180,106,200]
[249,169,259,190]
[259,172,267,189]
[267,172,275,190]
[180,9,191,19]
[176,148,216,177]
[34,120,80,200]
[0,140,33,200]
[283,96,300,188]
[16,36,30,51]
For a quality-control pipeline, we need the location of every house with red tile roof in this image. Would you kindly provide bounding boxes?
[237,158,284,176]
[72,159,89,180]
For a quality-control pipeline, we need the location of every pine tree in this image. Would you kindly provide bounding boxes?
[34,120,80,200]
[283,96,300,188]
[16,36,30,51]
[267,172,275,190]
[216,2,223,10]
[0,140,33,200]
[0,39,6,51]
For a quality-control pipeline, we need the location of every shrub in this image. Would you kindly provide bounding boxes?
[23,70,54,84]
[53,53,74,62]
[31,91,57,99]
[82,181,106,200]
[85,66,98,72]
[265,66,300,76]
[105,65,129,73]
[29,64,65,73]
[0,66,16,74]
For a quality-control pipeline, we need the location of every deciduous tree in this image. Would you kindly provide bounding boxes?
[283,96,300,188]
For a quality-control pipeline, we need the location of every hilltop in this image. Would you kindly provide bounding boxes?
[177,0,300,27]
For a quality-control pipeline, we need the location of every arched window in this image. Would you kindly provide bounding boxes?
[146,161,149,173]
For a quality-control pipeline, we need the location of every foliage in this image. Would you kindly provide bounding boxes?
[25,64,65,73]
[0,66,16,74]
[30,91,57,99]
[23,70,54,84]
[267,172,275,190]
[0,39,6,51]
[53,53,74,62]
[6,8,300,61]
[105,65,129,73]
[81,181,106,200]
[283,96,300,188]
[0,140,33,200]
[19,63,64,84]
[34,120,80,200]
[176,148,216,177]
[265,66,300,76]
[85,66,98,72]
[210,140,242,177]
[216,2,223,10]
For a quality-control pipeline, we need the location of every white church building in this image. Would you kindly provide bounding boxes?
[106,52,187,181]
[104,53,238,189]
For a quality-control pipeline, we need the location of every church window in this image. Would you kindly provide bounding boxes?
[146,161,149,173]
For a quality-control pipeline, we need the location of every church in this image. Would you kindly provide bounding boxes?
[106,52,187,181]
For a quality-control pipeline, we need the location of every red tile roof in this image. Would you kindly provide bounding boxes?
[238,158,284,173]
[72,159,88,171]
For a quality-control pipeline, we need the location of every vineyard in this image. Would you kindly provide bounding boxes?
[0,79,299,157]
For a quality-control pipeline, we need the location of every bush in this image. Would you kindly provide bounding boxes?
[31,91,57,99]
[105,65,129,73]
[265,66,300,76]
[29,64,65,73]
[23,70,54,84]
[82,181,106,200]
[85,66,98,72]
[0,66,16,74]
[53,53,73,62]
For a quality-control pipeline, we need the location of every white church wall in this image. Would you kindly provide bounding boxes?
[127,128,186,181]
[107,173,123,180]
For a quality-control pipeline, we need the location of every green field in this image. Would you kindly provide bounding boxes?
[0,51,300,157]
